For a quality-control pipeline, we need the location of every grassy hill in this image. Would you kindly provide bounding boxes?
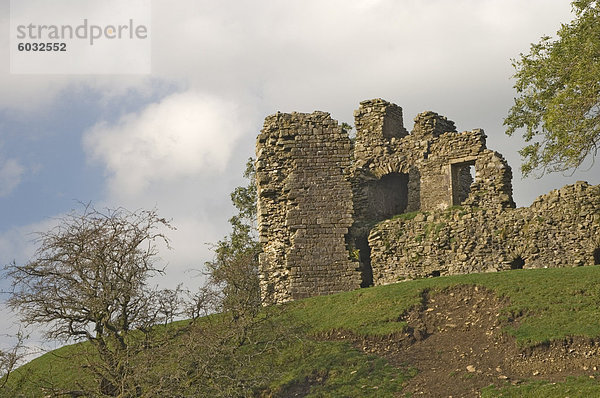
[5,266,600,397]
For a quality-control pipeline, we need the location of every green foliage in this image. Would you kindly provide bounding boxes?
[340,122,353,132]
[230,158,258,225]
[505,1,600,176]
[204,157,261,315]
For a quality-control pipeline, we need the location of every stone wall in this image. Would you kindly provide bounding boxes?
[351,100,514,214]
[256,98,600,304]
[256,111,360,304]
[369,181,600,284]
[346,99,516,287]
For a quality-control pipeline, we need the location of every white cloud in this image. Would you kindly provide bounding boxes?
[0,0,574,113]
[148,0,572,104]
[82,90,253,290]
[83,91,246,198]
[0,158,25,197]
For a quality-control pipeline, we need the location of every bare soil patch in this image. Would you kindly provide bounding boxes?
[337,285,600,397]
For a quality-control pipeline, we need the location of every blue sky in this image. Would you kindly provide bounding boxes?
[1,0,599,355]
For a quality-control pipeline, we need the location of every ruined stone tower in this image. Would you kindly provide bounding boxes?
[256,99,600,304]
[256,112,360,304]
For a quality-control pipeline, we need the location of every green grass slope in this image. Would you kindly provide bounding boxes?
[5,266,600,397]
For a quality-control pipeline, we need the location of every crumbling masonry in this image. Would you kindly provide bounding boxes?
[256,99,600,304]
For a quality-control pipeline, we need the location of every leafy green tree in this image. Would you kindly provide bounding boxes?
[504,0,600,176]
[204,157,261,317]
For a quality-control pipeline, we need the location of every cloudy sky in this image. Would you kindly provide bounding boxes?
[1,0,599,353]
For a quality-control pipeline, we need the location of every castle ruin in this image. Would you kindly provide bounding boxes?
[256,99,600,304]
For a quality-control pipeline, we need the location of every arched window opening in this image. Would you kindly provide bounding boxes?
[366,172,409,221]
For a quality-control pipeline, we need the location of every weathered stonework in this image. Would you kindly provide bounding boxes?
[256,99,600,304]
[256,112,360,304]
[370,182,600,284]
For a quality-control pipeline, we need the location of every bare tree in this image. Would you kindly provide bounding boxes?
[0,330,27,390]
[160,158,291,397]
[4,204,176,396]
